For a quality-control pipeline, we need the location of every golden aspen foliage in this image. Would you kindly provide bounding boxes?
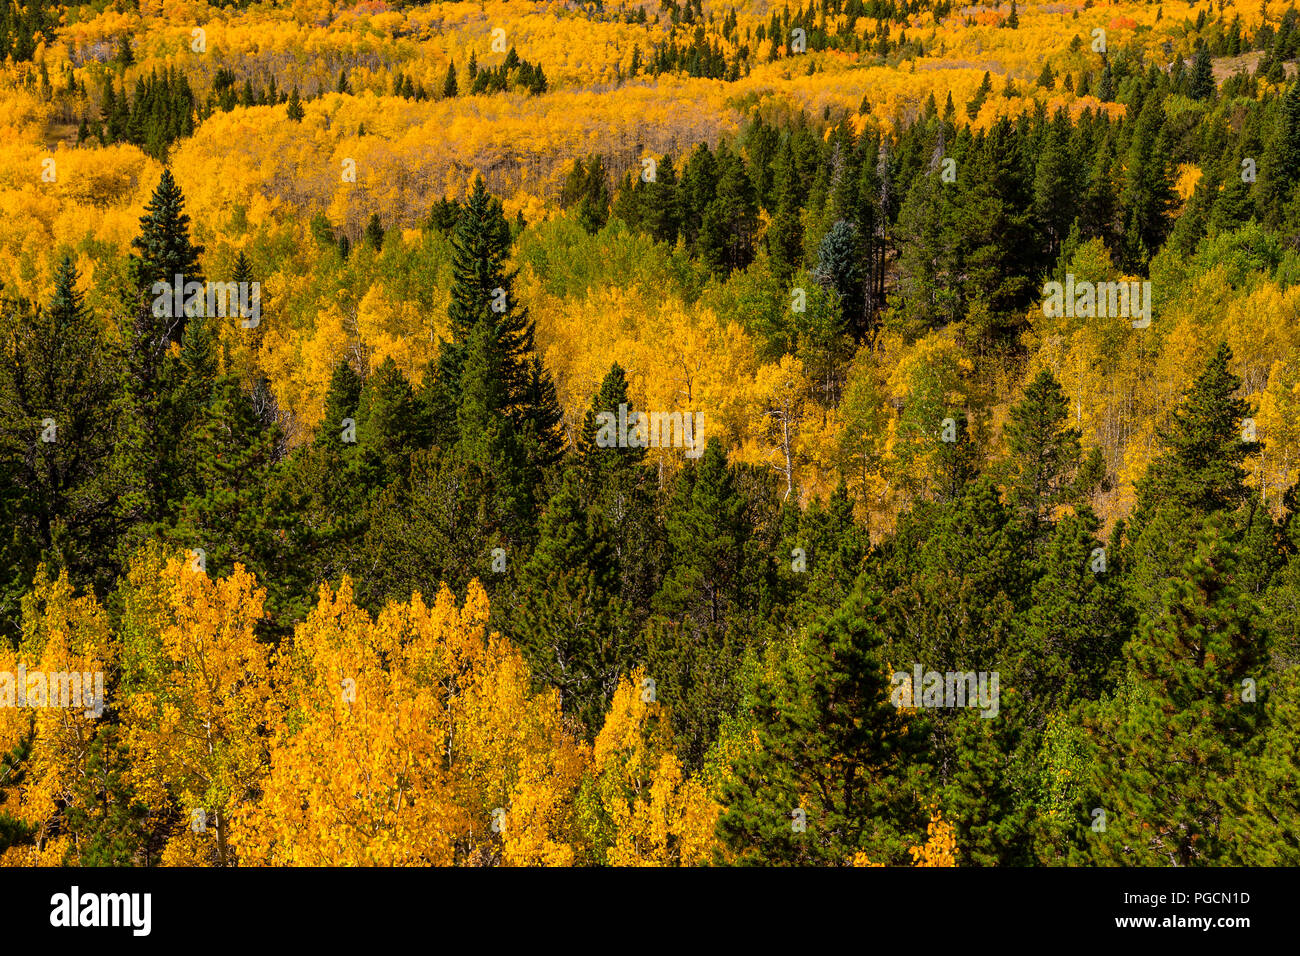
[0,569,114,866]
[908,810,959,867]
[231,579,586,866]
[584,670,718,867]
[117,550,273,866]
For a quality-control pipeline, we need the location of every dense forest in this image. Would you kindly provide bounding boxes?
[0,0,1298,867]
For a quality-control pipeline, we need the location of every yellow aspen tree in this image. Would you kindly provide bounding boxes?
[118,550,273,866]
[233,579,585,866]
[0,568,114,865]
[588,669,719,866]
[751,353,813,501]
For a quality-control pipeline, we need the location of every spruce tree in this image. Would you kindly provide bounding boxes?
[363,212,385,251]
[428,177,560,486]
[1086,522,1267,865]
[575,363,662,623]
[0,255,117,622]
[645,438,756,768]
[510,470,634,735]
[717,582,926,864]
[766,142,804,283]
[1132,343,1255,532]
[696,143,758,275]
[172,370,302,626]
[128,168,205,347]
[1001,368,1102,549]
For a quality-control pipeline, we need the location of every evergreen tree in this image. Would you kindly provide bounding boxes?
[1086,522,1267,865]
[114,34,134,68]
[765,142,804,283]
[560,155,611,234]
[363,212,385,251]
[0,256,117,626]
[575,363,663,626]
[645,438,757,768]
[60,726,150,866]
[427,177,560,488]
[510,471,634,735]
[813,220,866,339]
[696,143,758,275]
[717,582,926,865]
[1001,368,1102,548]
[1132,343,1255,533]
[128,168,205,346]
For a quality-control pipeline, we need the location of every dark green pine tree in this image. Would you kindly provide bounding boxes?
[1096,59,1115,101]
[560,156,611,234]
[879,474,1025,682]
[640,154,681,245]
[353,357,424,491]
[320,359,364,450]
[1128,343,1260,616]
[966,71,992,120]
[940,702,1034,866]
[1033,111,1081,261]
[645,438,756,769]
[273,360,368,591]
[893,148,961,328]
[510,470,634,736]
[789,481,869,624]
[1119,97,1178,270]
[171,369,300,625]
[1259,80,1300,227]
[958,118,1042,328]
[766,141,804,284]
[1220,663,1300,864]
[1187,45,1215,100]
[1085,521,1267,865]
[518,352,564,480]
[230,249,262,351]
[128,168,205,347]
[1131,342,1255,534]
[1018,507,1129,723]
[678,143,718,250]
[61,725,151,866]
[574,362,662,624]
[1079,134,1120,246]
[427,176,558,475]
[363,212,385,251]
[442,62,458,99]
[0,255,118,627]
[696,142,758,275]
[1001,368,1103,550]
[114,34,134,67]
[286,86,304,121]
[716,582,927,865]
[453,318,532,540]
[165,286,221,507]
